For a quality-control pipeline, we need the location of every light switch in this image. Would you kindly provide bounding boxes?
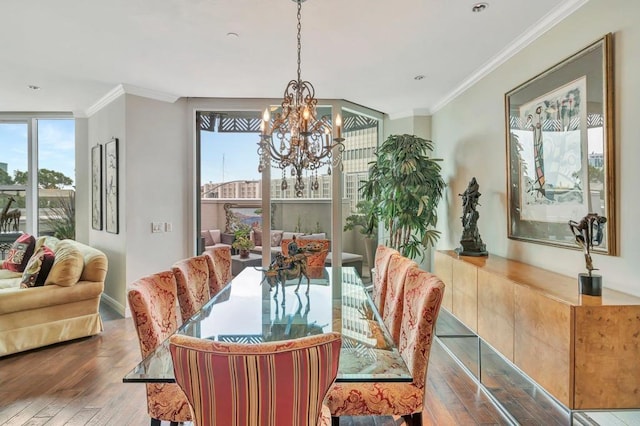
[165,222,173,232]
[152,222,164,233]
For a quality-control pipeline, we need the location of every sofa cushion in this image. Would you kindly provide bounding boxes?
[282,231,304,242]
[299,233,327,240]
[209,229,221,244]
[20,238,55,288]
[271,230,284,247]
[44,241,84,287]
[201,230,214,247]
[3,233,36,273]
[0,271,22,289]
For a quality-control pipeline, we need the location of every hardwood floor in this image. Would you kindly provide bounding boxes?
[0,304,510,426]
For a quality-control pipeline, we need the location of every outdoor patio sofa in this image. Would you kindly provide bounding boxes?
[250,230,363,276]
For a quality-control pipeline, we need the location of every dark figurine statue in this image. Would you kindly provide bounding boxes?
[568,213,607,275]
[568,213,607,296]
[455,177,488,256]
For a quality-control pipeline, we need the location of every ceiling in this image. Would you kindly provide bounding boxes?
[0,0,586,117]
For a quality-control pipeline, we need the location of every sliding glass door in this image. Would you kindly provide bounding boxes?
[197,110,262,255]
[192,100,383,280]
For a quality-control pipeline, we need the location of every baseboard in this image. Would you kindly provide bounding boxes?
[100,293,126,317]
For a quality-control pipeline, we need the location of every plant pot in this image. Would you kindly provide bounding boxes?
[364,236,377,272]
[239,249,250,259]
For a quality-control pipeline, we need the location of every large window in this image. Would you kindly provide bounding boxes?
[0,116,75,240]
[194,101,382,275]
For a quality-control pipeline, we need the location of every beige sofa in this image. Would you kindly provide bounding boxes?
[0,238,108,357]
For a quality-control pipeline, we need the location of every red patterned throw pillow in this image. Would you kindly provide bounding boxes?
[3,233,36,272]
[20,241,55,288]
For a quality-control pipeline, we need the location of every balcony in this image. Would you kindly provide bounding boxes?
[200,198,373,281]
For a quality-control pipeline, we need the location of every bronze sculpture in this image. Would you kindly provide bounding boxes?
[568,213,607,295]
[455,177,488,256]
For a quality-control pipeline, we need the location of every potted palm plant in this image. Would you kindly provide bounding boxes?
[232,225,255,258]
[344,200,378,271]
[361,134,445,261]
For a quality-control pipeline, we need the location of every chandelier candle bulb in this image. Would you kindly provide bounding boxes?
[335,113,343,140]
[302,107,310,134]
[262,108,270,135]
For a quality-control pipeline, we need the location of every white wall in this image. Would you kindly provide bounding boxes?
[432,0,640,296]
[124,95,189,288]
[74,117,89,243]
[383,115,431,140]
[87,96,127,312]
[85,94,189,314]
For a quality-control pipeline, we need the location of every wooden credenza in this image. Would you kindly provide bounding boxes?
[434,250,640,410]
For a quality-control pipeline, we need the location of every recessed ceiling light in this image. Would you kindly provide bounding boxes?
[414,75,426,81]
[472,2,488,12]
[28,85,41,90]
[226,32,239,38]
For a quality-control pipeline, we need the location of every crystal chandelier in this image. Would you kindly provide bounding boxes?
[257,0,344,197]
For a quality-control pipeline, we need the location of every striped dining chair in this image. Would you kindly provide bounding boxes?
[128,271,192,426]
[172,255,211,322]
[203,245,232,296]
[326,266,445,426]
[169,332,342,426]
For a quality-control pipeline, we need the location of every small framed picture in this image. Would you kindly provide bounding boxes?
[91,144,102,230]
[105,138,119,234]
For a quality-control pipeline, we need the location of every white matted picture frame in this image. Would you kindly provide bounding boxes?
[91,144,102,230]
[505,33,616,255]
[105,138,119,234]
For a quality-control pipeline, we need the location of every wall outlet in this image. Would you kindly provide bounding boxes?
[151,222,164,233]
[165,222,173,232]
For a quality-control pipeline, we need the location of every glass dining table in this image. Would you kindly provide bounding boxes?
[123,266,411,383]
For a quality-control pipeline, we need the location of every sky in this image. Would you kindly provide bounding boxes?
[0,119,76,185]
[201,131,262,184]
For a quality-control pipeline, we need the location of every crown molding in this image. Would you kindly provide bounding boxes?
[85,84,180,117]
[120,84,180,103]
[387,108,431,120]
[431,0,589,113]
[85,85,126,117]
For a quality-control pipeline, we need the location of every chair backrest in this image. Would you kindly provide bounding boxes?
[281,238,330,267]
[172,255,211,322]
[203,246,232,295]
[372,245,401,316]
[398,266,445,389]
[128,270,180,357]
[170,332,342,426]
[128,271,192,422]
[381,255,418,344]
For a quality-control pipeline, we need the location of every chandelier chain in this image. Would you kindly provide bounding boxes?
[257,0,344,197]
[296,0,302,84]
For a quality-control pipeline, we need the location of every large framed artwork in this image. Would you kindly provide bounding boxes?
[505,33,616,254]
[91,144,102,230]
[105,138,119,234]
